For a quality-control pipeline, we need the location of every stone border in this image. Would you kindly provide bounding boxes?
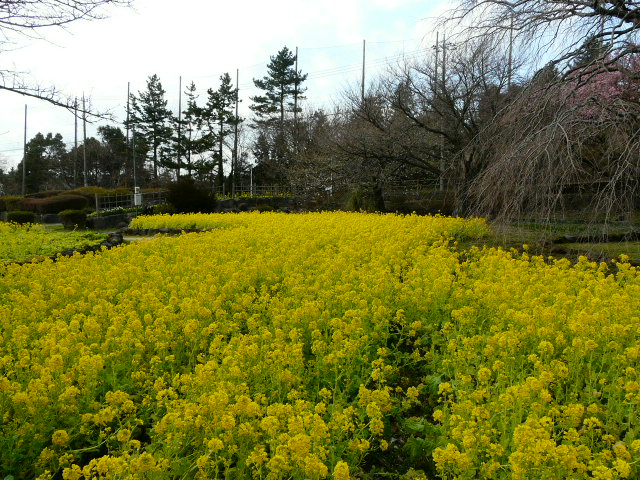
[121,227,209,236]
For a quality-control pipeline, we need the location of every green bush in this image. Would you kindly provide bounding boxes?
[68,186,132,199]
[22,195,89,214]
[154,203,177,215]
[256,204,276,212]
[6,211,35,224]
[0,196,24,212]
[59,209,87,230]
[25,190,65,199]
[167,178,216,214]
[67,186,109,198]
[345,186,384,212]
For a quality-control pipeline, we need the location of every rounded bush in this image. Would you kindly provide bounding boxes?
[58,209,87,230]
[22,195,89,214]
[167,178,216,214]
[0,196,24,212]
[6,211,35,224]
[153,203,177,215]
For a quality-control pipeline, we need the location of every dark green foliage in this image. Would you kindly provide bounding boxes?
[167,178,216,213]
[250,47,307,125]
[345,185,385,212]
[201,73,241,190]
[59,209,87,229]
[255,204,276,212]
[153,203,177,215]
[570,35,607,70]
[16,133,67,194]
[0,196,23,212]
[179,81,202,178]
[129,74,175,179]
[22,194,88,214]
[7,211,35,224]
[25,190,65,199]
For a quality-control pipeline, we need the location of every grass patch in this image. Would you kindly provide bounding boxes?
[561,241,640,261]
[0,223,108,264]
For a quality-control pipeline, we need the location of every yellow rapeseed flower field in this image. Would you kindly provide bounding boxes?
[0,212,638,480]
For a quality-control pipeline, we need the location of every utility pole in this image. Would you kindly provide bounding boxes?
[361,39,366,102]
[440,35,446,192]
[435,32,439,91]
[294,47,300,154]
[233,68,239,197]
[82,94,87,187]
[126,82,130,186]
[294,47,299,124]
[177,75,182,179]
[21,105,27,196]
[441,34,446,87]
[74,98,78,188]
[132,129,137,190]
[508,15,514,91]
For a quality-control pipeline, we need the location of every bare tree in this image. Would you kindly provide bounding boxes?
[466,59,640,221]
[329,35,519,212]
[447,0,640,221]
[1,0,131,113]
[449,0,640,73]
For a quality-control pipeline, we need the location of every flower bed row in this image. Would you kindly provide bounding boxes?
[0,212,638,480]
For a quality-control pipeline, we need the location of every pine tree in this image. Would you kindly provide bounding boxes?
[129,74,175,180]
[181,81,202,178]
[202,73,241,191]
[570,35,607,70]
[250,47,307,127]
[250,47,307,185]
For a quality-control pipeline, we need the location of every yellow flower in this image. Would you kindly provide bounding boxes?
[52,430,70,447]
[333,461,350,480]
[115,428,131,443]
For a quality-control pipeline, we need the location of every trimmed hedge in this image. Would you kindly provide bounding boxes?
[0,196,24,212]
[6,211,35,224]
[59,209,87,229]
[22,195,88,214]
[68,186,132,201]
[25,190,65,199]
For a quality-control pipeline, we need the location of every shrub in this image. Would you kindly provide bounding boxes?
[154,203,176,215]
[68,186,133,198]
[256,204,276,212]
[167,178,216,213]
[110,187,132,196]
[0,196,24,212]
[22,195,89,214]
[345,186,385,212]
[25,190,65,199]
[6,211,35,224]
[67,186,110,198]
[59,209,87,230]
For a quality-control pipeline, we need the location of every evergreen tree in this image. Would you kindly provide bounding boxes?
[202,73,241,190]
[250,47,307,185]
[250,46,307,127]
[129,74,175,180]
[570,35,607,70]
[17,132,66,193]
[180,81,203,178]
[97,126,128,187]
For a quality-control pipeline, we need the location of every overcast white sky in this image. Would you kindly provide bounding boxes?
[0,0,448,169]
